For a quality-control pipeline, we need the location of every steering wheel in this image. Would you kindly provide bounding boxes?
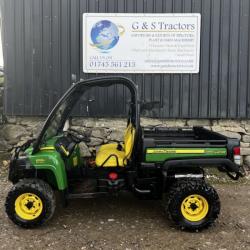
[67,128,91,143]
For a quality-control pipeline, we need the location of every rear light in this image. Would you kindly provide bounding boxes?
[233,147,240,155]
[233,147,241,165]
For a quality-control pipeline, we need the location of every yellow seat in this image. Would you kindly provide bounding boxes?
[95,123,135,167]
[98,124,132,152]
[99,143,124,152]
[95,148,126,167]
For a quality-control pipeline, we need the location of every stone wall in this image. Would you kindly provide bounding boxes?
[0,115,250,166]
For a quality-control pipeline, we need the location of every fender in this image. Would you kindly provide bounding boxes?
[163,158,240,172]
[9,152,68,190]
[162,158,244,181]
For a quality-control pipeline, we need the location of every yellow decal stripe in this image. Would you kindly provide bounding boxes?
[175,149,205,154]
[36,159,45,163]
[73,156,78,167]
[40,146,55,151]
[60,145,69,156]
[147,149,205,154]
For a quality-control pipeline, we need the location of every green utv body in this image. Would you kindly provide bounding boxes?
[6,77,245,230]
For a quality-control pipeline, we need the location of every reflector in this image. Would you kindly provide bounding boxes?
[108,172,118,181]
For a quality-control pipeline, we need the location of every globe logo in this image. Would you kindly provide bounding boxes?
[90,20,125,51]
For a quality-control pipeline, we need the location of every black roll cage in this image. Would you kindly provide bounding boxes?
[32,77,140,154]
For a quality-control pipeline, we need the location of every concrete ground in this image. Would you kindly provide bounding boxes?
[0,157,249,250]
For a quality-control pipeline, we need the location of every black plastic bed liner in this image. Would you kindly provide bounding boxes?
[142,126,228,148]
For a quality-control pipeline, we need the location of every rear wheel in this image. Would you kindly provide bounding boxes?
[164,179,220,231]
[5,178,56,228]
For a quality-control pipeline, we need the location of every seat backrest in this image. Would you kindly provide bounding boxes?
[124,123,135,159]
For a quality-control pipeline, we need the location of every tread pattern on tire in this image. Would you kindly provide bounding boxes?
[164,178,220,231]
[5,178,56,228]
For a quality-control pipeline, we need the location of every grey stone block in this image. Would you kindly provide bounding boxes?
[187,119,211,126]
[224,126,246,133]
[87,137,103,146]
[1,124,30,142]
[6,116,17,124]
[243,156,250,166]
[240,148,250,156]
[240,142,250,148]
[0,139,8,151]
[219,131,241,140]
[242,135,250,143]
[78,142,91,157]
[109,129,124,142]
[218,119,241,127]
[91,128,108,139]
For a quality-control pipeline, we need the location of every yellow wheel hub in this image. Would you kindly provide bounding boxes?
[181,194,209,222]
[15,193,43,220]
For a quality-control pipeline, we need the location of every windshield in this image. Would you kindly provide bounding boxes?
[32,77,139,154]
[42,88,83,142]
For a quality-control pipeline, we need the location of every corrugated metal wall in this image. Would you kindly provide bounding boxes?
[1,0,250,118]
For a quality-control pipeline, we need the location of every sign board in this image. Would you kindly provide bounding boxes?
[82,13,201,73]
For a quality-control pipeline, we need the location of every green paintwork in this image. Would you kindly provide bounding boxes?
[26,147,67,190]
[25,135,82,190]
[24,134,228,190]
[65,144,83,170]
[145,147,227,162]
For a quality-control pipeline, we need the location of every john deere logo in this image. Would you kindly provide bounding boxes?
[90,20,125,51]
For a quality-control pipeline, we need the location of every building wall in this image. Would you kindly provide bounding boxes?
[0,0,250,166]
[1,0,250,118]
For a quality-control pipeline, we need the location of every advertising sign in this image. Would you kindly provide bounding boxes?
[83,13,201,73]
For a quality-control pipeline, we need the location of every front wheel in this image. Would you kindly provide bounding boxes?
[5,178,56,228]
[164,179,220,231]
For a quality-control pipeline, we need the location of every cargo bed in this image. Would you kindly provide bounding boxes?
[141,126,241,164]
[142,126,228,148]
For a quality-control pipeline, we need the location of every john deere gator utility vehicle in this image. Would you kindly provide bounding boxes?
[5,77,244,230]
